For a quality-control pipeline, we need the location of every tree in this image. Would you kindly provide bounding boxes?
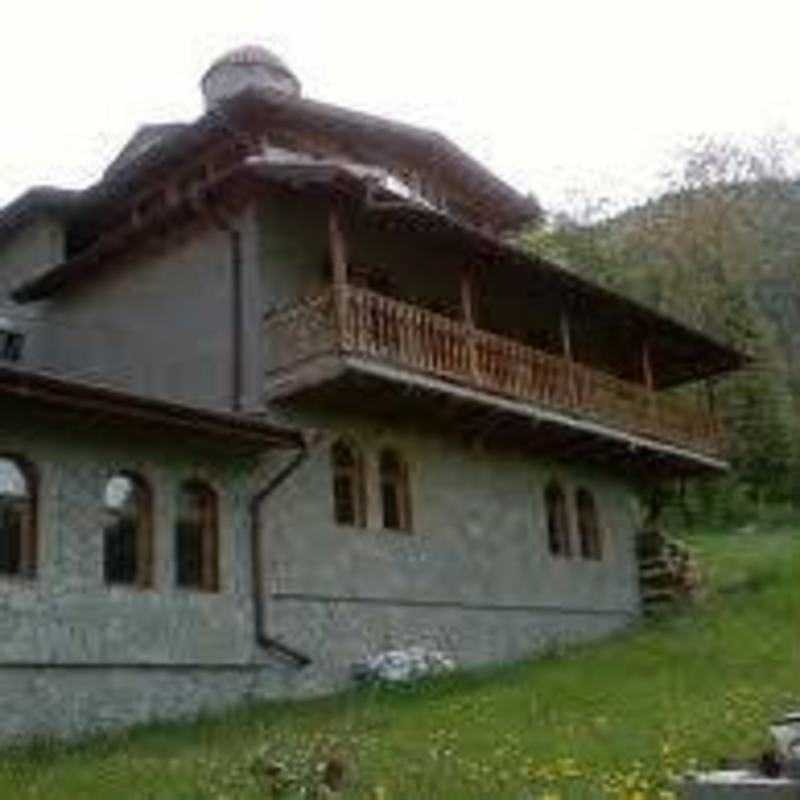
[521,134,800,515]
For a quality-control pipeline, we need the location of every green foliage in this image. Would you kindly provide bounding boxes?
[1,523,799,798]
[522,135,800,512]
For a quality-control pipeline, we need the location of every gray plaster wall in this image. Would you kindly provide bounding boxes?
[2,207,265,412]
[0,217,66,355]
[0,217,65,300]
[260,406,642,690]
[258,194,464,317]
[260,193,330,316]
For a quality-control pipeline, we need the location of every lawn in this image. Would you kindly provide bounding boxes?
[2,522,799,799]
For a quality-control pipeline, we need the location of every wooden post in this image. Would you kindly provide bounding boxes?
[560,310,577,405]
[642,340,654,392]
[460,265,478,380]
[329,206,348,287]
[706,378,717,415]
[329,206,349,348]
[460,265,476,327]
[706,378,719,444]
[642,339,657,428]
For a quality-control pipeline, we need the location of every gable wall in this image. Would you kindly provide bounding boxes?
[260,403,642,688]
[11,206,265,411]
[257,193,641,686]
[0,217,65,300]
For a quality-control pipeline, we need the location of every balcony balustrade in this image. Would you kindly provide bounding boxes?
[264,285,725,458]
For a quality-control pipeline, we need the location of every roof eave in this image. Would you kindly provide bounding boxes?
[11,162,747,388]
[0,363,302,452]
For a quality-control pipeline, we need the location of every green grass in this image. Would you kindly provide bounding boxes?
[2,522,800,799]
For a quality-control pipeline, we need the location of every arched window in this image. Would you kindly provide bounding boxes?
[576,488,602,560]
[545,481,571,557]
[331,440,365,527]
[380,449,411,532]
[175,481,219,591]
[103,473,152,587]
[0,457,36,577]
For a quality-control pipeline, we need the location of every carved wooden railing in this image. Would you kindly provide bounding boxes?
[264,286,725,457]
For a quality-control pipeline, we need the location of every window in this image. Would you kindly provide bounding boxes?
[0,457,36,577]
[380,449,411,532]
[545,481,571,557]
[103,473,152,587]
[576,488,602,560]
[331,440,366,527]
[0,330,24,362]
[175,481,219,591]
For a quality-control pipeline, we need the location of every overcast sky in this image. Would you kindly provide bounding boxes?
[3,0,800,215]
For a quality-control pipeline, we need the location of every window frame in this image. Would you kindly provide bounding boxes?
[576,487,603,561]
[545,480,572,558]
[331,439,367,529]
[0,455,38,579]
[379,448,412,533]
[175,480,220,592]
[102,471,154,589]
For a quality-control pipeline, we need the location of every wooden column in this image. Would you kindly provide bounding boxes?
[460,265,478,379]
[329,206,348,287]
[329,206,349,347]
[706,378,717,415]
[460,265,476,327]
[642,339,657,427]
[560,310,577,405]
[706,378,719,443]
[642,340,654,392]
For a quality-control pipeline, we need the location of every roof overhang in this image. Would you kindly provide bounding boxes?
[0,364,302,455]
[11,161,748,389]
[0,87,540,248]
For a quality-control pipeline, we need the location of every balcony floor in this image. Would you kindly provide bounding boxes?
[265,353,728,477]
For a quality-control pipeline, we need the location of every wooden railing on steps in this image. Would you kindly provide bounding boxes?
[264,286,725,458]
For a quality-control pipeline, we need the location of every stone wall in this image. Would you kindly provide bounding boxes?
[260,406,642,692]
[0,404,310,741]
[0,664,297,742]
[0,396,642,742]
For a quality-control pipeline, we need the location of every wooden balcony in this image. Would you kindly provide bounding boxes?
[264,286,725,461]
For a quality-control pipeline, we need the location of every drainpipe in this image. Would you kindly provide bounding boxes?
[249,435,319,668]
[206,207,244,413]
[191,189,311,666]
[186,189,245,412]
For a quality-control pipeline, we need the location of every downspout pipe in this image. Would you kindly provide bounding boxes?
[186,190,245,413]
[249,440,314,668]
[191,191,311,667]
[205,206,244,413]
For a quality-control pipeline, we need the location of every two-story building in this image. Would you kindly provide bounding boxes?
[0,46,745,740]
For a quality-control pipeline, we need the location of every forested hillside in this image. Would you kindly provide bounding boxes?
[520,137,800,515]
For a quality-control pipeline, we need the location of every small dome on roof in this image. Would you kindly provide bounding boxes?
[201,45,301,110]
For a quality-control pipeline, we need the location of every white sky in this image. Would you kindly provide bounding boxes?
[3,0,800,215]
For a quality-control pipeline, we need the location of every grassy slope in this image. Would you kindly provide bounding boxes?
[2,525,799,799]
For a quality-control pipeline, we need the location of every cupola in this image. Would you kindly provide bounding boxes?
[200,45,301,110]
